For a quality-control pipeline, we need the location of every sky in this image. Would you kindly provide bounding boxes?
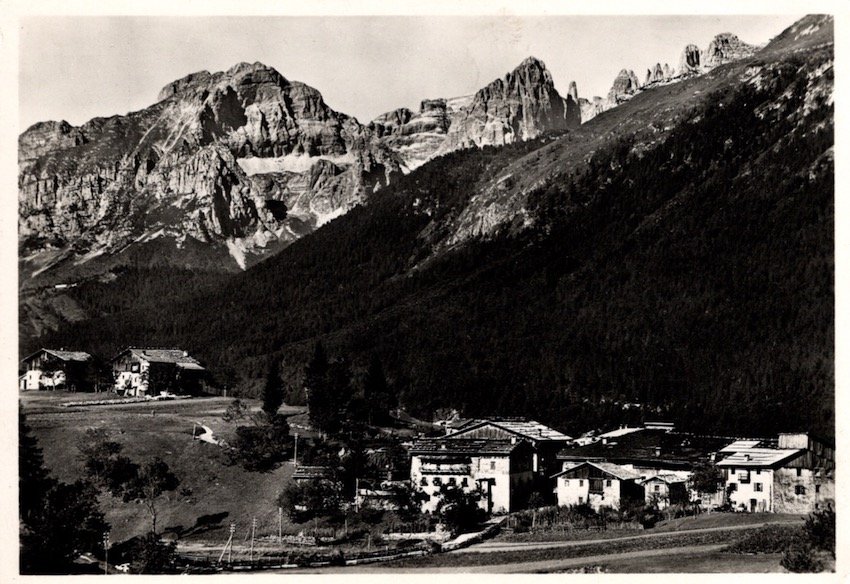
[19,15,803,131]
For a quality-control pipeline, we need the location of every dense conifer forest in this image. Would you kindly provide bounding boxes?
[31,47,833,439]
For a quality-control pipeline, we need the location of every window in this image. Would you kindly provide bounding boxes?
[420,477,427,486]
[448,477,456,486]
[606,479,612,487]
[756,469,761,475]
[730,467,735,475]
[795,485,806,496]
[490,460,496,471]
[433,477,442,486]
[738,471,751,484]
[461,478,468,487]
[815,485,821,494]
[578,496,584,504]
[564,479,570,486]
[579,479,584,487]
[729,483,738,492]
[131,363,140,373]
[754,483,763,492]
[796,468,802,477]
[654,485,661,492]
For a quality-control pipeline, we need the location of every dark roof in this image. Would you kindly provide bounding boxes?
[556,429,728,466]
[22,349,92,363]
[552,461,641,481]
[410,438,527,456]
[445,418,572,442]
[112,347,205,369]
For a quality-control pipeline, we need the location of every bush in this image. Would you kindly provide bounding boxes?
[804,505,835,557]
[781,543,824,573]
[726,525,803,554]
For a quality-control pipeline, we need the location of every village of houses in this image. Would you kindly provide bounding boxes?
[19,346,836,571]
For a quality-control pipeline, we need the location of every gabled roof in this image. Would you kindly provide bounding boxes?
[715,448,804,468]
[719,440,766,453]
[445,418,572,442]
[410,438,528,456]
[641,473,687,485]
[22,348,92,363]
[551,461,641,481]
[112,347,205,369]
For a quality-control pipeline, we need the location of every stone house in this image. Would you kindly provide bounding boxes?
[716,432,834,513]
[551,461,644,511]
[111,347,206,396]
[20,349,93,391]
[409,438,535,514]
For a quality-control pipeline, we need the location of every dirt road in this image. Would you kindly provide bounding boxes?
[456,520,801,554]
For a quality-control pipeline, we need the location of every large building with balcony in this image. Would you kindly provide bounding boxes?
[551,461,644,511]
[409,438,535,514]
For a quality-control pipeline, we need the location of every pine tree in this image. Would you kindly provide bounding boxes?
[262,359,284,416]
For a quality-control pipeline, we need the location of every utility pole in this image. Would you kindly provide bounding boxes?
[293,433,299,466]
[278,507,283,544]
[218,523,235,565]
[250,517,257,564]
[103,530,110,575]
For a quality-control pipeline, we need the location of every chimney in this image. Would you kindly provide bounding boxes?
[744,454,751,461]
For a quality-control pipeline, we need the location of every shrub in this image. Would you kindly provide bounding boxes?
[804,505,835,557]
[781,543,824,573]
[726,525,802,554]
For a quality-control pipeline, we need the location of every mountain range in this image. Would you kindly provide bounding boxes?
[20,15,834,437]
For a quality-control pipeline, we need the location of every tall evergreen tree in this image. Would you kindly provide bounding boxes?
[262,359,284,416]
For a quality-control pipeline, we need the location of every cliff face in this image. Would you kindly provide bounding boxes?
[20,58,580,280]
[369,57,580,171]
[18,61,402,278]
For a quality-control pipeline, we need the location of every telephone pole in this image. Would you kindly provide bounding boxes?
[249,517,257,564]
[103,530,110,575]
[293,433,299,466]
[278,507,283,544]
[218,523,235,565]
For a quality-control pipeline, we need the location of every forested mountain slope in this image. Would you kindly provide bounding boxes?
[33,16,834,438]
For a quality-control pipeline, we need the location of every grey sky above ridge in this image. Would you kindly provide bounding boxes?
[19,15,803,131]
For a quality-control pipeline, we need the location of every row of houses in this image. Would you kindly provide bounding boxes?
[406,419,835,516]
[19,347,208,396]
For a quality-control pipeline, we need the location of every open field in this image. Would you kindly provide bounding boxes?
[21,391,305,543]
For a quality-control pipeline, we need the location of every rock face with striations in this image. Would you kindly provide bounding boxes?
[703,33,758,69]
[443,57,580,151]
[368,57,580,171]
[19,61,402,276]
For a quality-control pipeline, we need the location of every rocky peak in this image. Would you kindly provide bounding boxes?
[567,81,579,103]
[704,33,757,69]
[607,69,641,105]
[679,44,702,75]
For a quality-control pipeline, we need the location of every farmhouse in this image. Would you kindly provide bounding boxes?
[111,347,206,396]
[20,349,93,391]
[716,432,834,513]
[551,461,644,511]
[444,417,572,476]
[409,438,535,514]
